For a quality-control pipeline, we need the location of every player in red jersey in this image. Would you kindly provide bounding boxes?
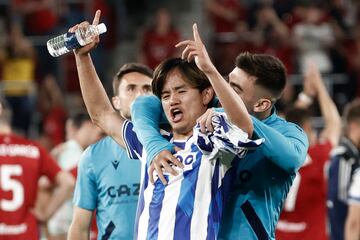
[0,99,75,240]
[276,64,342,240]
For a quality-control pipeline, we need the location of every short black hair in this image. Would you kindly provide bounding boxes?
[112,63,153,96]
[152,58,211,99]
[235,52,287,99]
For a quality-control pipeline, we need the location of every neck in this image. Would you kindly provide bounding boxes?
[172,130,193,141]
[253,108,272,120]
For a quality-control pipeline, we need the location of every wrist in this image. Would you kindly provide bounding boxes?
[298,92,313,105]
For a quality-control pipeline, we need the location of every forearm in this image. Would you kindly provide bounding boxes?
[132,96,174,163]
[317,83,341,144]
[44,172,74,220]
[75,54,117,124]
[205,68,253,136]
[68,223,90,240]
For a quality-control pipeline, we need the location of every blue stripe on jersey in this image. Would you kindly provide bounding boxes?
[123,121,143,159]
[101,221,115,240]
[207,158,221,240]
[147,175,169,240]
[241,200,268,240]
[135,163,149,240]
[173,144,202,240]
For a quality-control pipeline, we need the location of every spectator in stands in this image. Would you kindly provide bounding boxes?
[205,0,247,74]
[0,98,74,239]
[138,7,180,70]
[276,63,341,240]
[292,3,335,73]
[328,99,360,240]
[0,23,36,135]
[37,74,67,150]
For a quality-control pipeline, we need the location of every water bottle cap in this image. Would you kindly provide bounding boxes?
[97,23,107,34]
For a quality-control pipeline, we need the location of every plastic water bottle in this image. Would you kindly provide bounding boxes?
[47,23,107,57]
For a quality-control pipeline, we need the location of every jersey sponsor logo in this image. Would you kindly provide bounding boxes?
[0,223,27,235]
[0,144,39,158]
[106,183,140,198]
[111,160,120,170]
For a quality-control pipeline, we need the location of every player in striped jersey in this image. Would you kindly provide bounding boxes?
[328,100,360,240]
[70,11,262,239]
[131,24,309,239]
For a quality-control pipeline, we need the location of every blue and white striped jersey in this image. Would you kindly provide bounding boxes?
[328,137,360,240]
[122,113,263,240]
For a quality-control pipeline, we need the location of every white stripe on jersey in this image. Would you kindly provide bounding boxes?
[157,176,183,239]
[138,182,154,240]
[191,153,213,239]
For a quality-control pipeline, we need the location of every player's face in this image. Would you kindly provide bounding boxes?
[228,67,258,114]
[113,72,152,119]
[160,68,211,139]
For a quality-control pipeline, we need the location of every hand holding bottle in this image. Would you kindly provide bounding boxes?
[47,10,106,57]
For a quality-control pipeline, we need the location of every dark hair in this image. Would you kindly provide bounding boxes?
[68,111,91,129]
[285,107,311,127]
[343,99,360,126]
[235,52,287,99]
[152,58,211,98]
[112,63,153,96]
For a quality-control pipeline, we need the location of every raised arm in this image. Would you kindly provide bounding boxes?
[295,64,341,146]
[176,24,253,136]
[72,10,126,147]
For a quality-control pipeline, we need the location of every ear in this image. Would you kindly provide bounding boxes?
[253,98,272,113]
[202,87,215,106]
[112,96,121,111]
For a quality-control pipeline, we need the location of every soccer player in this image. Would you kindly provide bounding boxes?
[130,24,309,239]
[46,112,102,240]
[328,99,360,240]
[345,168,360,240]
[68,63,153,239]
[69,10,262,239]
[276,64,341,240]
[0,99,75,240]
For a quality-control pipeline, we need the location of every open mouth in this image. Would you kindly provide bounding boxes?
[170,108,183,123]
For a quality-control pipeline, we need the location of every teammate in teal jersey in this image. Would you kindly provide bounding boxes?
[130,24,309,239]
[68,63,153,239]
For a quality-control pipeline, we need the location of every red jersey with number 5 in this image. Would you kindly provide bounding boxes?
[276,140,332,240]
[0,133,61,239]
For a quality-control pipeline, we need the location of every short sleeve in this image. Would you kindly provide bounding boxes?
[73,147,97,210]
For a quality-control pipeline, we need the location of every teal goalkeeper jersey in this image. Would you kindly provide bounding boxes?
[218,112,308,240]
[131,96,308,240]
[73,136,141,240]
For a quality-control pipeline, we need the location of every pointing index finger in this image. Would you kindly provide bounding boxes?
[193,23,202,43]
[92,10,101,25]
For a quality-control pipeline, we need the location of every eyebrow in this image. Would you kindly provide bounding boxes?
[230,82,243,91]
[161,84,187,95]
